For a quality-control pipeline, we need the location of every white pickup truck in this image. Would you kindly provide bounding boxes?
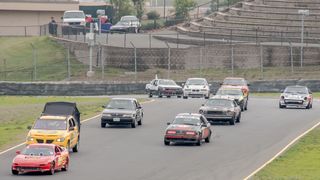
[61,10,86,35]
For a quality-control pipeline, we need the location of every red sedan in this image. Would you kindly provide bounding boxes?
[11,144,69,175]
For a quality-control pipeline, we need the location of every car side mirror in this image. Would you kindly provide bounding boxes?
[16,150,21,155]
[167,122,171,125]
[69,127,74,131]
[56,152,61,156]
[27,125,32,130]
[207,123,211,127]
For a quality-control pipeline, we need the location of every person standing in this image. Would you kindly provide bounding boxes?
[49,17,57,36]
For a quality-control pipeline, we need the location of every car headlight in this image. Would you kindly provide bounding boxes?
[80,21,86,26]
[226,110,234,116]
[56,137,65,142]
[123,114,135,118]
[199,109,206,114]
[184,89,191,91]
[103,113,112,117]
[27,136,34,141]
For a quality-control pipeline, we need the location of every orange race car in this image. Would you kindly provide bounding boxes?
[221,77,250,99]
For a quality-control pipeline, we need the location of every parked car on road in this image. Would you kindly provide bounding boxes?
[279,85,313,109]
[110,15,141,33]
[182,78,210,99]
[164,113,212,146]
[101,98,143,128]
[146,79,183,98]
[26,102,81,152]
[199,97,241,125]
[11,144,69,175]
[221,77,250,99]
[215,87,248,111]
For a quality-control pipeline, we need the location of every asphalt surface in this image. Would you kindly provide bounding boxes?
[0,97,319,180]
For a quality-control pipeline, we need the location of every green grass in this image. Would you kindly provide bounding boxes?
[254,127,320,180]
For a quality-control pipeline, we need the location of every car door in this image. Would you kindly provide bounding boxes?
[136,101,143,118]
[200,116,210,139]
[233,101,240,117]
[55,146,63,168]
[68,119,76,147]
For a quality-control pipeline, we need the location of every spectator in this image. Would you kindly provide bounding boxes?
[48,17,57,36]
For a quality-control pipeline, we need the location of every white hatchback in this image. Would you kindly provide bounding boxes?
[183,78,211,99]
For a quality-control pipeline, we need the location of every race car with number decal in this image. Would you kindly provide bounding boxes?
[221,77,250,99]
[164,113,212,146]
[12,144,69,175]
[279,85,313,109]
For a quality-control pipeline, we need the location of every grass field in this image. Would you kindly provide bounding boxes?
[254,126,320,179]
[0,96,109,151]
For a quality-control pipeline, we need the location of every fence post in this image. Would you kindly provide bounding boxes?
[31,43,37,81]
[165,41,171,79]
[231,45,234,77]
[67,48,71,80]
[289,42,293,73]
[124,32,127,48]
[24,26,27,37]
[3,59,7,80]
[101,47,105,80]
[176,33,179,48]
[260,45,264,79]
[130,41,137,81]
[106,33,109,44]
[149,33,152,48]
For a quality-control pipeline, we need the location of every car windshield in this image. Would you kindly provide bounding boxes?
[64,12,85,19]
[159,80,176,86]
[186,79,206,85]
[223,79,246,86]
[106,100,134,110]
[173,117,200,126]
[121,16,138,21]
[205,99,233,107]
[33,119,67,130]
[284,87,308,94]
[21,146,54,156]
[216,89,242,96]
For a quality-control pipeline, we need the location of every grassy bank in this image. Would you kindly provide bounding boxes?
[254,126,320,179]
[0,96,110,151]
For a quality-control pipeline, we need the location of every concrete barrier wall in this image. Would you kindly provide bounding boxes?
[1,80,319,96]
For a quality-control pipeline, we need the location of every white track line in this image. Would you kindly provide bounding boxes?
[244,120,320,180]
[0,99,155,156]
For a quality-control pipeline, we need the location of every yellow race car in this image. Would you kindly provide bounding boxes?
[26,102,81,152]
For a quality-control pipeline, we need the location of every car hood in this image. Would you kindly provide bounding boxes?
[166,124,200,131]
[281,93,307,100]
[28,130,67,137]
[184,85,208,89]
[13,155,53,164]
[63,18,85,23]
[102,109,135,114]
[214,95,242,100]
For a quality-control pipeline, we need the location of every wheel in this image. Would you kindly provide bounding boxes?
[196,139,201,146]
[167,96,171,98]
[229,117,235,125]
[101,122,106,128]
[279,103,285,109]
[177,95,181,98]
[205,96,209,99]
[72,140,79,152]
[241,104,244,112]
[205,133,211,143]
[306,103,310,109]
[236,113,241,123]
[148,93,153,98]
[131,119,136,128]
[138,117,142,125]
[11,169,18,175]
[61,159,69,171]
[244,101,248,110]
[164,140,170,146]
[158,95,163,98]
[47,162,55,175]
[183,96,188,99]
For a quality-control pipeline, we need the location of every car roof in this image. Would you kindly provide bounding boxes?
[39,115,68,121]
[224,77,245,80]
[65,10,84,13]
[176,113,202,118]
[111,98,137,101]
[286,85,307,88]
[186,78,206,81]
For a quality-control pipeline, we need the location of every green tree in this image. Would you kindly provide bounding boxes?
[109,0,134,23]
[132,0,145,19]
[174,0,197,20]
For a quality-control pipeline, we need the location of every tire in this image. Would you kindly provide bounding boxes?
[306,103,310,109]
[205,133,211,143]
[229,117,235,125]
[164,140,170,146]
[158,95,163,98]
[167,96,171,98]
[244,101,248,110]
[205,96,209,99]
[131,119,136,128]
[61,159,69,171]
[279,103,285,109]
[72,140,79,152]
[177,95,181,98]
[11,169,18,175]
[48,162,55,175]
[196,139,201,146]
[183,96,188,99]
[101,122,106,128]
[236,113,241,123]
[138,117,142,126]
[148,93,153,98]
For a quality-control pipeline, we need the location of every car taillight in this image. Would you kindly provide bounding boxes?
[185,131,196,135]
[167,130,176,134]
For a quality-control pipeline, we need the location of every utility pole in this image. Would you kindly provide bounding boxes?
[87,23,95,78]
[298,9,309,68]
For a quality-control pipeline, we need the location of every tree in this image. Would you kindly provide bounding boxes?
[132,0,145,19]
[109,0,134,22]
[174,0,197,20]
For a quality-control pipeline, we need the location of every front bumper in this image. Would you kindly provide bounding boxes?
[279,99,309,108]
[12,164,51,173]
[184,90,209,97]
[160,90,183,96]
[165,135,199,143]
[101,117,134,125]
[203,114,233,122]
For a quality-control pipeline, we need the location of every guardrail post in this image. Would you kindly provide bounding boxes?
[164,41,171,79]
[130,41,137,81]
[260,45,264,79]
[24,26,27,37]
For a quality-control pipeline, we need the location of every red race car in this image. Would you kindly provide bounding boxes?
[11,144,69,175]
[164,113,212,146]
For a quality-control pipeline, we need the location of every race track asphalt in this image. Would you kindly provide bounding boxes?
[0,97,319,180]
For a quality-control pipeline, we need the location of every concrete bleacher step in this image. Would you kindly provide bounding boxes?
[261,0,320,7]
[243,2,320,13]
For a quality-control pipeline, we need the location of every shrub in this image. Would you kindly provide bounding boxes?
[146,11,160,20]
[141,21,162,30]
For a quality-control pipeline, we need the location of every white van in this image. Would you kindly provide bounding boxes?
[62,10,86,35]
